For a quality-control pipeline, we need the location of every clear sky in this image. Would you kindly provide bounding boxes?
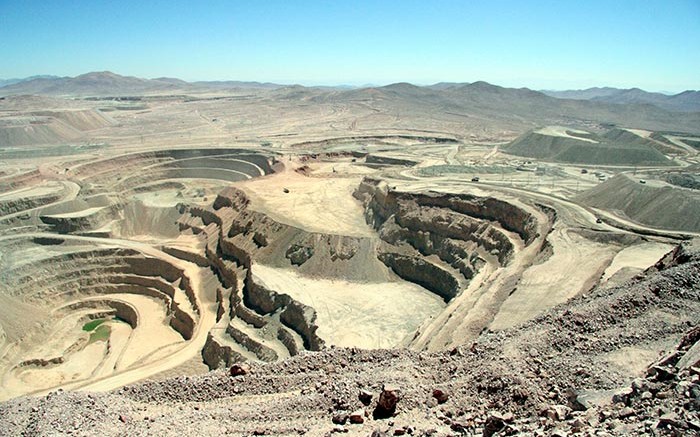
[1,0,699,91]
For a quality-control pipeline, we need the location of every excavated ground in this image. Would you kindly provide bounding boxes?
[0,150,690,405]
[0,244,698,436]
[1,94,699,435]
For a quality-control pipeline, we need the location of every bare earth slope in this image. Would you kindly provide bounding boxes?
[0,245,698,436]
[577,174,700,233]
[503,127,672,166]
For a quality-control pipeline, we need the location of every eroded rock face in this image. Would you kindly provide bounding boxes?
[210,187,386,282]
[285,243,314,266]
[353,178,541,302]
[377,252,460,301]
[202,333,245,369]
[175,179,551,369]
[179,187,331,365]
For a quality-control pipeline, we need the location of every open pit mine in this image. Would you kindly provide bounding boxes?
[0,77,699,435]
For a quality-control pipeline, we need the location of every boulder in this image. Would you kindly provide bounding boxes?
[349,410,365,424]
[229,363,250,377]
[541,405,571,421]
[359,389,373,406]
[374,385,401,419]
[432,389,449,404]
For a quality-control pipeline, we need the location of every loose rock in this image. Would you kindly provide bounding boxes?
[432,389,448,404]
[229,363,250,377]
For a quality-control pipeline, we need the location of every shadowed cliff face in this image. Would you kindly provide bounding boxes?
[181,187,340,368]
[353,178,540,302]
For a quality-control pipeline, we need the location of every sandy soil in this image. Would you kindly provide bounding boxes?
[238,163,375,237]
[601,241,674,282]
[251,263,444,348]
[491,228,618,330]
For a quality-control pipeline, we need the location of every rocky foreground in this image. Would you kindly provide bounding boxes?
[1,245,699,436]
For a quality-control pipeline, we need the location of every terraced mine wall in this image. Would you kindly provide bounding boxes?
[0,244,199,350]
[39,195,120,234]
[179,188,336,368]
[244,274,323,351]
[354,178,539,301]
[0,233,220,399]
[1,149,279,237]
[0,169,42,192]
[290,135,459,149]
[64,299,138,329]
[177,177,546,366]
[72,148,275,189]
[365,155,418,166]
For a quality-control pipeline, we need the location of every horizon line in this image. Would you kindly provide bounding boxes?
[0,70,697,95]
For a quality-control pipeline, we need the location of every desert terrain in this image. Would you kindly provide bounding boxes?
[0,73,699,435]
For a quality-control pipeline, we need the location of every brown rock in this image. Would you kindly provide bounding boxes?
[618,407,634,419]
[332,414,348,425]
[611,387,632,404]
[657,412,685,429]
[374,385,401,419]
[570,418,585,432]
[647,365,677,382]
[450,421,469,433]
[359,389,373,406]
[541,405,571,421]
[655,390,671,399]
[484,413,506,437]
[432,389,448,404]
[566,388,590,411]
[349,410,365,424]
[229,363,250,377]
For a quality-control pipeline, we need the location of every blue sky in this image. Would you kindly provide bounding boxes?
[1,0,699,91]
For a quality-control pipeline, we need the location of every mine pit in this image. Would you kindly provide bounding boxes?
[1,81,698,435]
[0,147,688,400]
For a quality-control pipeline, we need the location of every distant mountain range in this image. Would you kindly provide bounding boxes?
[1,72,698,113]
[0,75,60,88]
[1,72,699,133]
[311,80,700,134]
[542,87,700,112]
[0,71,286,96]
